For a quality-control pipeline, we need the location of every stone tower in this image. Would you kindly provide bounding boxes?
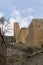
[14,22,20,43]
[26,19,43,47]
[33,19,43,46]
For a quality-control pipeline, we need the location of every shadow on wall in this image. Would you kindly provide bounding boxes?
[0,54,6,65]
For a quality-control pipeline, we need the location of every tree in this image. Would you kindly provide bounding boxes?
[0,16,9,35]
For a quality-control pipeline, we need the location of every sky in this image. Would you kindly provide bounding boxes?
[0,0,43,36]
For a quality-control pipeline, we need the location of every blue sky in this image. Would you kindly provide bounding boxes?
[0,0,43,35]
[0,0,43,18]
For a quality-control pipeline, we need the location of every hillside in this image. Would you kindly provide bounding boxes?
[6,43,43,65]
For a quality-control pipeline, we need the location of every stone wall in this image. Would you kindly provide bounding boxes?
[14,22,29,44]
[18,28,29,44]
[26,19,43,47]
[14,19,43,47]
[6,44,43,65]
[14,22,20,43]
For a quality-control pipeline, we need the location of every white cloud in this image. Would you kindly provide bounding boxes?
[9,15,34,28]
[5,7,35,36]
[5,16,34,36]
[11,7,34,17]
[12,9,20,16]
[18,7,34,13]
[11,7,21,18]
[5,18,18,36]
[28,8,34,13]
[28,15,34,20]
[0,12,4,18]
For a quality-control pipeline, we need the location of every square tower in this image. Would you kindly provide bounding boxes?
[14,22,20,43]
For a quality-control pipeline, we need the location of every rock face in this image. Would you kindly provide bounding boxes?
[0,31,6,65]
[6,43,43,65]
[26,19,43,47]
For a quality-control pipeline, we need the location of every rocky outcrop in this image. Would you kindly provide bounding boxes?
[6,43,43,65]
[0,31,6,65]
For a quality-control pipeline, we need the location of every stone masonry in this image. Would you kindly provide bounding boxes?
[26,19,43,47]
[18,28,29,44]
[14,22,20,43]
[14,22,29,44]
[14,19,43,47]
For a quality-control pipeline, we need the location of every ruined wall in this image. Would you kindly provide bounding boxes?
[14,22,20,43]
[26,19,43,47]
[14,19,43,46]
[33,19,43,46]
[25,21,34,46]
[14,22,29,44]
[18,28,29,44]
